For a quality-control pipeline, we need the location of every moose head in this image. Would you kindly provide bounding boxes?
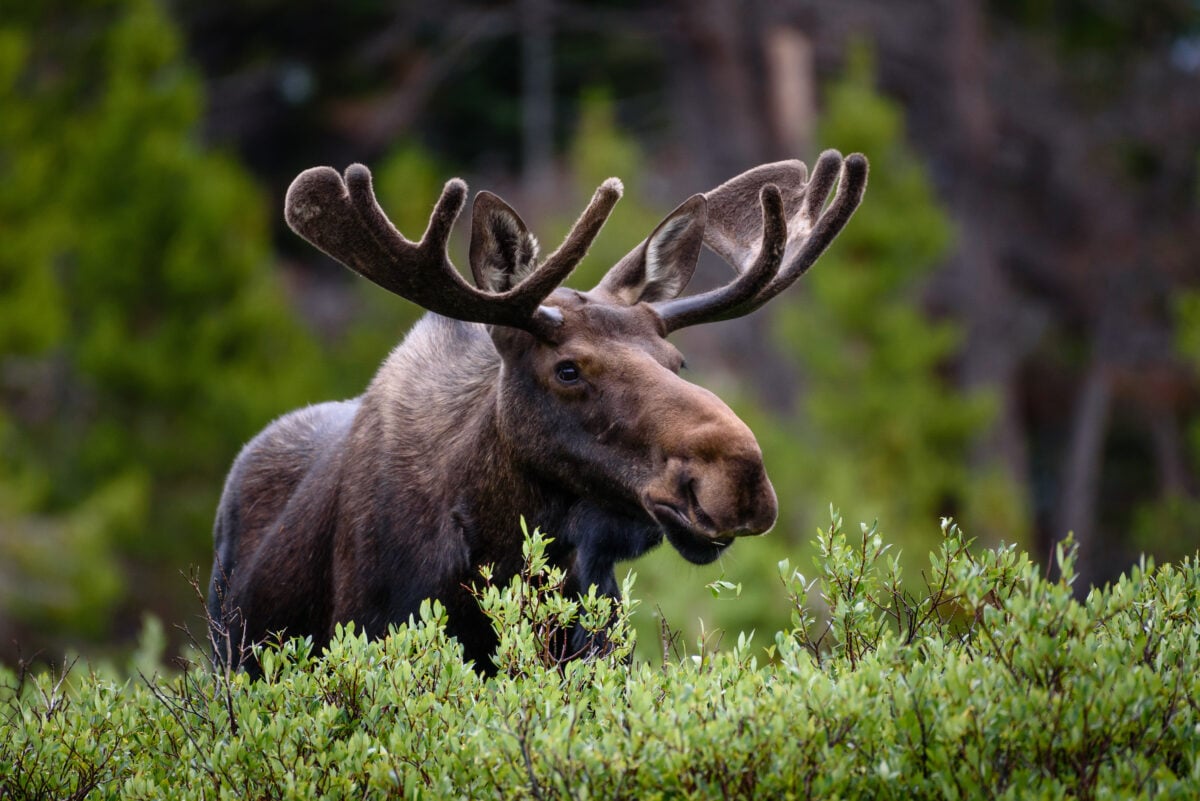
[208,152,867,673]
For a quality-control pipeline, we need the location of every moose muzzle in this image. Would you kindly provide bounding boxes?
[643,384,778,564]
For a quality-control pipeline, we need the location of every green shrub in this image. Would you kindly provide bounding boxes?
[2,515,1197,799]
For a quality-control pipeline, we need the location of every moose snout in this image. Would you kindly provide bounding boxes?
[646,450,777,541]
[687,456,778,538]
[641,373,778,547]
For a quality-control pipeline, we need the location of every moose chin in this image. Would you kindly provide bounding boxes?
[207,151,868,674]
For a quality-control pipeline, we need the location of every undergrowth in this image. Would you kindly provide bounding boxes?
[2,512,1198,799]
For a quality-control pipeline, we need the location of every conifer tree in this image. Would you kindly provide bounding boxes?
[0,0,325,648]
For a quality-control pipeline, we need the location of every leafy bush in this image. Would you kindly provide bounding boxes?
[2,516,1197,799]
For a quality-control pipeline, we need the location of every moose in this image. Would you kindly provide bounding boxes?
[207,150,868,673]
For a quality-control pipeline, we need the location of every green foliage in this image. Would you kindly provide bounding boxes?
[775,511,1028,674]
[472,521,637,675]
[0,1,326,644]
[2,517,1198,799]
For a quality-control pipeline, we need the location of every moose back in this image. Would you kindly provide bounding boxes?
[207,152,868,672]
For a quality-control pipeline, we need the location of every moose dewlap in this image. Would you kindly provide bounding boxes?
[207,152,868,674]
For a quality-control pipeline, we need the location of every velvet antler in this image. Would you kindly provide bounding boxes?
[651,150,869,332]
[285,164,622,336]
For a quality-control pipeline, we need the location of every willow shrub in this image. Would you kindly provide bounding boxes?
[2,515,1198,799]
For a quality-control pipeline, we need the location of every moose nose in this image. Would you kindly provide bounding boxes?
[645,371,778,540]
[688,457,778,538]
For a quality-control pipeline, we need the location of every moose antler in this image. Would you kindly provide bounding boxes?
[651,150,868,332]
[285,164,622,335]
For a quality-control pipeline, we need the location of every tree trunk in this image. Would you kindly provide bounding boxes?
[1056,360,1114,588]
[944,0,1041,521]
[764,25,816,160]
[1148,401,1189,497]
[665,0,766,182]
[520,0,554,196]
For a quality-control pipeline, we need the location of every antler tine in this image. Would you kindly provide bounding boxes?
[796,149,844,236]
[652,184,787,332]
[503,177,624,304]
[657,151,868,331]
[344,165,546,323]
[741,151,868,313]
[342,165,476,311]
[286,165,482,316]
[285,165,405,290]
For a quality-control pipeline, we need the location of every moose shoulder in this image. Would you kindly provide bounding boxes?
[208,152,868,673]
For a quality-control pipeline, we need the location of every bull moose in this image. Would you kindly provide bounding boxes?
[207,151,868,673]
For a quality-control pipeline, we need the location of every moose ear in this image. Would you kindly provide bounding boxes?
[469,191,540,292]
[597,194,707,305]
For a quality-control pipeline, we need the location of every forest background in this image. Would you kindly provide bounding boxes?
[1,0,1198,666]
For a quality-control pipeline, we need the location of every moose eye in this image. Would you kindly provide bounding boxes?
[554,361,582,384]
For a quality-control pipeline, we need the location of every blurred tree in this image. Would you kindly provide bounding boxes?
[789,0,1199,585]
[766,44,1027,560]
[0,0,328,658]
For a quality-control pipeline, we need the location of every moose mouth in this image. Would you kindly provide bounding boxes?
[650,502,734,565]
